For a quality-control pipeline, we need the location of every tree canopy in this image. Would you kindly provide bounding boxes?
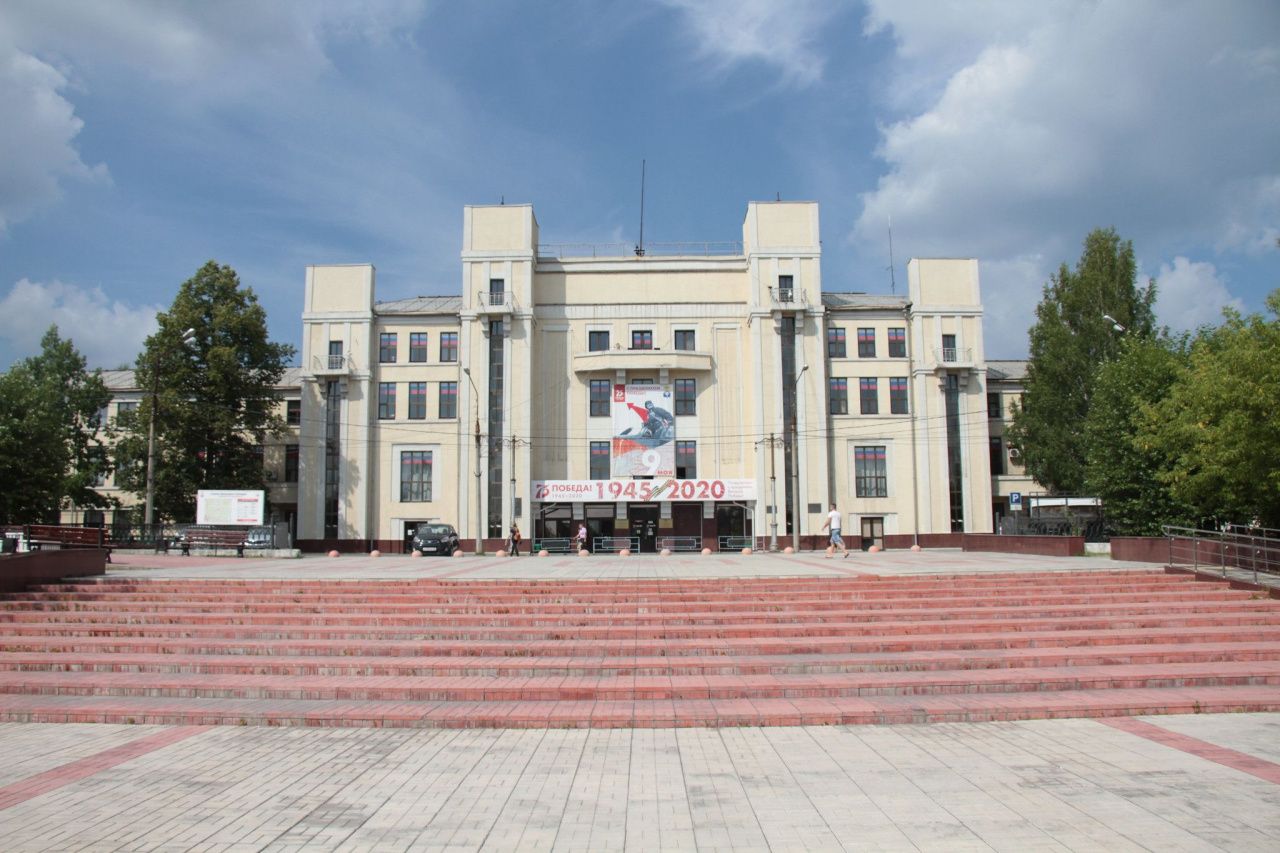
[114,261,295,522]
[0,326,112,523]
[1007,228,1156,494]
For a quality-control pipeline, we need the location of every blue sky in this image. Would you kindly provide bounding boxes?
[1,0,1277,369]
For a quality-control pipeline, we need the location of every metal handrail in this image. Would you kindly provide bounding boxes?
[768,286,807,306]
[657,536,701,552]
[935,347,973,364]
[593,535,640,553]
[477,290,513,308]
[311,353,353,372]
[718,535,753,552]
[532,537,573,553]
[1163,524,1280,583]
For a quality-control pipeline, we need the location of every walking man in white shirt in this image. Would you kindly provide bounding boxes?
[821,503,851,558]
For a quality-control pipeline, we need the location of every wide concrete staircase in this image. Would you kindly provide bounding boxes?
[0,570,1277,728]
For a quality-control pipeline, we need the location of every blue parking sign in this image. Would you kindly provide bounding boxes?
[1009,491,1022,509]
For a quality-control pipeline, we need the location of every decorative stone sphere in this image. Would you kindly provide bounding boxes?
[619,549,631,557]
[741,547,752,555]
[369,549,381,558]
[327,550,340,558]
[660,548,671,557]
[452,549,465,558]
[701,548,712,556]
[868,545,880,554]
[910,544,922,552]
[411,550,422,558]
[496,549,507,557]
[539,549,549,557]
[578,548,590,557]
[783,546,794,555]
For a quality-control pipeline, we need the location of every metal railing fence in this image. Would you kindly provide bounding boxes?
[1163,525,1280,583]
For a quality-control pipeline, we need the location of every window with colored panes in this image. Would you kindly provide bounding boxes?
[589,379,610,416]
[860,378,878,414]
[676,440,697,478]
[588,330,609,351]
[890,378,908,414]
[439,382,457,419]
[408,382,427,419]
[379,333,397,363]
[378,383,396,419]
[286,399,301,425]
[589,441,610,479]
[857,328,876,358]
[855,446,888,497]
[410,332,428,362]
[888,328,906,358]
[631,329,653,350]
[440,332,458,362]
[829,378,848,415]
[828,327,846,358]
[674,378,696,415]
[674,330,695,351]
[399,451,432,501]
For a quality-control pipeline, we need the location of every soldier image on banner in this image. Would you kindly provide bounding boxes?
[611,383,675,476]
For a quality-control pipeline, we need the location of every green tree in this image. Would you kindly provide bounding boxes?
[114,261,295,521]
[1141,291,1280,528]
[0,326,112,523]
[1082,335,1194,535]
[1007,228,1157,494]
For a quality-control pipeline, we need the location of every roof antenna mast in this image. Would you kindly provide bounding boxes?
[887,214,897,295]
[635,160,646,256]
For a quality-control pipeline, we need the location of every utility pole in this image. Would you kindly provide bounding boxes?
[756,433,784,551]
[462,367,485,554]
[499,435,531,531]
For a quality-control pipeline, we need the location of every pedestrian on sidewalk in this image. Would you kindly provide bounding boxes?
[508,523,522,557]
[821,503,850,558]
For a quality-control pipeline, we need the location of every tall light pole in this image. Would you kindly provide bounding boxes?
[790,362,808,551]
[462,367,484,554]
[144,327,195,532]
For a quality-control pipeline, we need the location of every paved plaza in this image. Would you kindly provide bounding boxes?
[0,550,1276,851]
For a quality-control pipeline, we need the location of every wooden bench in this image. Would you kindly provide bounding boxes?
[19,525,112,562]
[180,528,247,557]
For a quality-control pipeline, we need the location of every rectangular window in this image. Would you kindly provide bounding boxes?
[827,327,846,359]
[855,446,888,498]
[890,378,908,414]
[860,378,879,414]
[589,441,610,480]
[284,444,299,483]
[942,334,957,362]
[378,382,396,420]
[857,328,876,358]
[116,401,138,421]
[588,330,610,352]
[990,436,1006,476]
[589,379,610,417]
[379,332,397,364]
[489,278,505,305]
[286,399,301,425]
[676,440,697,479]
[988,392,1001,417]
[674,378,696,416]
[888,328,906,358]
[408,382,427,419]
[440,332,458,362]
[777,274,794,302]
[674,330,695,351]
[328,340,343,370]
[410,332,428,363]
[439,381,457,419]
[631,329,653,350]
[829,378,848,415]
[399,450,432,502]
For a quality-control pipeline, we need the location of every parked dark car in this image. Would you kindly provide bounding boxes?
[412,523,459,555]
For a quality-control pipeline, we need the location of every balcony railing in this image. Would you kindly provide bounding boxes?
[476,290,515,313]
[311,353,353,375]
[768,286,807,307]
[935,346,973,365]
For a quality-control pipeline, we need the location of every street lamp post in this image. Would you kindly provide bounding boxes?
[462,367,484,555]
[143,328,195,534]
[790,363,808,551]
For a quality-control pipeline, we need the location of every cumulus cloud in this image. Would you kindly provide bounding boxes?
[0,279,161,369]
[1153,257,1244,333]
[659,0,847,87]
[0,50,108,233]
[854,0,1280,353]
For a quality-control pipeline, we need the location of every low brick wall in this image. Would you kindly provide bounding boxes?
[883,533,964,550]
[963,534,1085,557]
[1110,537,1169,563]
[0,549,106,593]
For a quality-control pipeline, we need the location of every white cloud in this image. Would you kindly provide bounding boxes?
[1153,257,1243,332]
[853,0,1280,352]
[0,279,161,369]
[0,50,108,233]
[659,0,847,87]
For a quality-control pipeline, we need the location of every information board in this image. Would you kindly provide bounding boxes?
[196,489,265,526]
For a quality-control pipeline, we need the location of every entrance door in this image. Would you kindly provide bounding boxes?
[860,516,884,551]
[628,504,659,552]
[403,521,420,554]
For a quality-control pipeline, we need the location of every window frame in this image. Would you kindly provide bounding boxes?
[409,332,428,363]
[379,332,398,364]
[378,382,397,420]
[888,327,906,358]
[398,450,433,502]
[857,328,876,359]
[589,441,610,480]
[828,377,849,415]
[407,381,427,420]
[439,381,458,419]
[284,444,299,483]
[630,329,653,350]
[589,379,610,417]
[588,330,610,352]
[827,327,847,359]
[285,399,301,426]
[673,329,696,351]
[855,445,888,498]
[889,377,908,415]
[439,332,458,363]
[675,439,697,479]
[859,377,879,415]
[674,377,696,416]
